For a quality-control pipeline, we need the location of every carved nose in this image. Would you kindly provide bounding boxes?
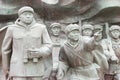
[26,16,30,18]
[26,15,31,18]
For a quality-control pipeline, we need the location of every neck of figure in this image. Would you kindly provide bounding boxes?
[52,34,59,37]
[51,35,61,45]
[24,22,31,26]
[68,39,79,48]
[20,21,32,30]
[19,18,34,28]
[51,34,60,40]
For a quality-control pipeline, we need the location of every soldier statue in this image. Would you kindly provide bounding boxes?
[93,24,109,80]
[108,25,120,80]
[56,24,107,80]
[82,24,109,80]
[48,22,66,80]
[2,6,52,80]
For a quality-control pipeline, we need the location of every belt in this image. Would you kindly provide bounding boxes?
[70,64,94,70]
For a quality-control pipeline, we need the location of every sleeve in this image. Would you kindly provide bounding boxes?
[84,37,96,51]
[59,47,68,63]
[39,25,53,57]
[58,47,69,75]
[2,27,13,72]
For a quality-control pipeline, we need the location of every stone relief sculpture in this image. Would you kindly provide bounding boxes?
[106,25,120,80]
[56,24,108,80]
[50,22,65,69]
[2,6,52,80]
[0,0,120,80]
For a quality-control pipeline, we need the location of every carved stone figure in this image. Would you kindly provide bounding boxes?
[93,25,109,80]
[48,23,66,80]
[2,6,52,80]
[56,24,107,80]
[50,22,66,69]
[107,25,120,80]
[93,25,113,60]
[50,23,66,45]
[82,24,108,80]
[82,24,94,37]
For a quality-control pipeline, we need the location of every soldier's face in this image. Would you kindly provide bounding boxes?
[19,11,34,24]
[51,26,61,36]
[111,30,120,39]
[82,29,93,37]
[68,30,80,41]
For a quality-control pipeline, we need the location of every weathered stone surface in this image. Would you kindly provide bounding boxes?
[0,1,120,80]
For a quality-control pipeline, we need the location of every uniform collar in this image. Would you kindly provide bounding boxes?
[15,18,36,29]
[66,39,79,48]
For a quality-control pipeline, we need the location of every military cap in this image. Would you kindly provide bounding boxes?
[18,6,34,16]
[94,24,103,31]
[65,24,80,34]
[109,25,120,32]
[82,24,94,30]
[50,22,61,28]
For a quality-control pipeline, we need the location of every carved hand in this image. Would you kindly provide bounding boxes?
[94,31,102,41]
[56,69,64,80]
[110,56,119,63]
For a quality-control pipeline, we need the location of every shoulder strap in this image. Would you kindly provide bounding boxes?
[63,43,92,64]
